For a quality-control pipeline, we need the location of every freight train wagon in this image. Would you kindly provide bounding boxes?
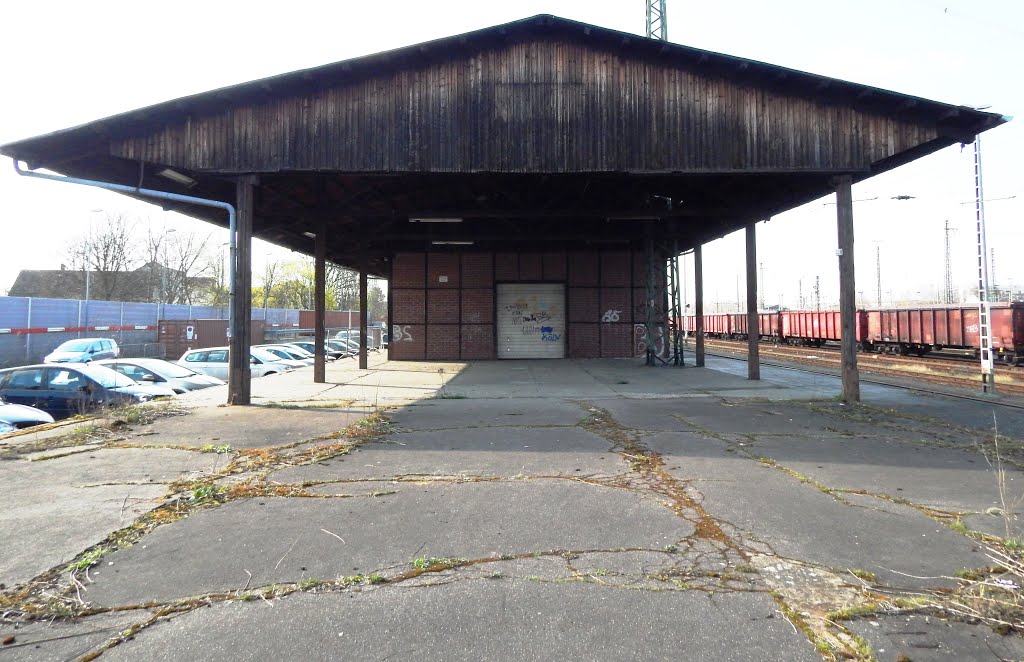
[861,303,1024,362]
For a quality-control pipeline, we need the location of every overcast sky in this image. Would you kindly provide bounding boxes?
[1,0,1020,308]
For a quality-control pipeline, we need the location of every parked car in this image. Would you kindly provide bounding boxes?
[291,341,345,360]
[44,338,120,363]
[0,363,175,420]
[257,344,315,366]
[326,340,356,357]
[95,358,225,394]
[178,347,296,380]
[332,337,361,353]
[0,420,14,435]
[0,395,55,429]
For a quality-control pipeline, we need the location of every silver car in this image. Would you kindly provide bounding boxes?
[178,347,295,380]
[44,338,120,363]
[257,344,315,366]
[96,358,225,394]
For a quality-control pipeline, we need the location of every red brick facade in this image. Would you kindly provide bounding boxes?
[389,249,664,361]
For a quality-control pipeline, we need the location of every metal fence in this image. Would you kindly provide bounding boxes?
[0,296,301,367]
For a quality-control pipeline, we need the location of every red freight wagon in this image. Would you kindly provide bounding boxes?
[991,303,1024,363]
[702,314,732,337]
[729,314,748,338]
[863,304,1022,360]
[759,313,780,340]
[780,310,849,346]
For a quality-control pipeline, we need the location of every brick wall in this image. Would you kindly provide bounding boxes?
[389,249,665,361]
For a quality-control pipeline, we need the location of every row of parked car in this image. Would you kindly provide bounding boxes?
[0,336,365,430]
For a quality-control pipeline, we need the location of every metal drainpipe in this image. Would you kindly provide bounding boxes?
[12,159,238,366]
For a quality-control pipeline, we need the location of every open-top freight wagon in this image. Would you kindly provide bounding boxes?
[681,303,1023,364]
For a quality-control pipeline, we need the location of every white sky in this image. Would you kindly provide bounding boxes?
[1,0,1020,307]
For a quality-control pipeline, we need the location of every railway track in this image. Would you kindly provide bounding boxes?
[703,338,1024,398]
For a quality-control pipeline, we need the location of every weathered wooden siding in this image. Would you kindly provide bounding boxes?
[111,38,937,174]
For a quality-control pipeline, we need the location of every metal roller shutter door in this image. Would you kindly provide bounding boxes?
[496,283,566,359]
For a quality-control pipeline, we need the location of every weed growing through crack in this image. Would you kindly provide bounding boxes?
[199,443,233,454]
[412,557,467,571]
[849,569,877,583]
[67,549,107,573]
[191,484,225,505]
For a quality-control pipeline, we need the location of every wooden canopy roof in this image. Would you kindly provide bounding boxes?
[2,14,1005,274]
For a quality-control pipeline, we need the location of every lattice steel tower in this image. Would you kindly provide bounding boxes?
[642,3,683,365]
[646,0,668,40]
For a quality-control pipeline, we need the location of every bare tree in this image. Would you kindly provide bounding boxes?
[328,265,358,309]
[259,260,281,310]
[66,213,138,300]
[162,231,215,304]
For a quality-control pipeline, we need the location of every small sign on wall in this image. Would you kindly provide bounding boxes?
[438,275,449,283]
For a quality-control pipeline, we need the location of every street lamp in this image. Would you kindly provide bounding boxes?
[83,209,103,331]
[159,228,176,303]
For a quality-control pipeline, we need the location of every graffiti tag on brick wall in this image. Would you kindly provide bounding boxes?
[601,310,621,323]
[634,324,665,356]
[392,325,413,342]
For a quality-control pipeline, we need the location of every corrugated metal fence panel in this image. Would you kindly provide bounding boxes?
[122,302,156,325]
[496,284,565,359]
[0,297,30,328]
[31,298,81,327]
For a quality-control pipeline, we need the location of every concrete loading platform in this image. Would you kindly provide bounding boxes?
[2,357,1023,661]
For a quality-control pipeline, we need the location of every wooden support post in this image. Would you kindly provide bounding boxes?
[313,223,326,383]
[835,175,861,402]
[228,176,255,405]
[746,222,760,380]
[694,244,705,367]
[359,267,368,370]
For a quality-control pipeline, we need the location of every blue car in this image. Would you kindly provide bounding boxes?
[0,363,175,420]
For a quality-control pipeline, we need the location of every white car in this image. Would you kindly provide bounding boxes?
[257,344,315,366]
[178,347,294,379]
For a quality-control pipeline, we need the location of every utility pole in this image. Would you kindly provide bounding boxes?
[646,0,668,40]
[873,241,883,308]
[944,220,956,304]
[991,247,997,299]
[758,262,765,310]
[814,276,820,311]
[798,278,804,309]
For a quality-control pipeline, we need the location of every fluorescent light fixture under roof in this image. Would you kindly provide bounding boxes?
[410,217,463,223]
[431,240,474,245]
[156,168,196,187]
[302,232,316,238]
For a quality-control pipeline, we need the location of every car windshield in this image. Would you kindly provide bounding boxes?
[142,361,197,378]
[251,348,283,363]
[77,364,136,388]
[57,340,93,352]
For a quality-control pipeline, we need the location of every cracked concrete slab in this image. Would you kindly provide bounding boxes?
[0,447,197,587]
[82,480,694,606]
[101,581,820,662]
[746,434,1011,515]
[389,397,583,430]
[848,613,1024,661]
[669,454,986,588]
[267,426,627,483]
[0,611,145,662]
[126,406,367,450]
